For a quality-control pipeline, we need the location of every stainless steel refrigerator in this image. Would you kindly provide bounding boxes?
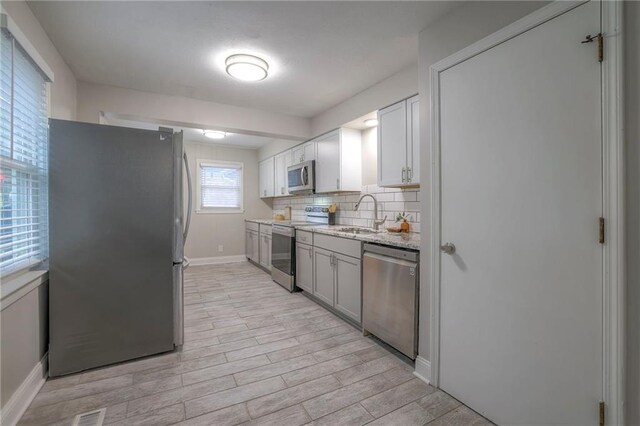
[48,119,192,377]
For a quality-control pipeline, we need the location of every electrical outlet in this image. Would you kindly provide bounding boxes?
[218,245,224,253]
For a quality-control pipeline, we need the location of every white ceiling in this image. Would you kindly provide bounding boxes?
[28,1,458,118]
[103,115,275,148]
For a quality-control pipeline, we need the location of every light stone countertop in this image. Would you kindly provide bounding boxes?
[246,220,420,250]
[296,225,420,251]
[245,219,283,225]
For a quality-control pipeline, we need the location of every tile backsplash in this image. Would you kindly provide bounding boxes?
[272,184,420,233]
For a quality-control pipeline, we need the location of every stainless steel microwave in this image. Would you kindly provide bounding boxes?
[287,160,315,194]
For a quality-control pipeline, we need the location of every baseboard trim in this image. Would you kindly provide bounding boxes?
[1,352,48,426]
[189,255,247,266]
[413,355,431,385]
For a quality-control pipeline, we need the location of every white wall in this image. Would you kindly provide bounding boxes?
[361,127,378,186]
[0,284,48,408]
[417,0,548,362]
[310,65,418,137]
[2,0,77,119]
[258,65,418,162]
[625,2,640,424]
[183,142,272,261]
[258,138,303,162]
[76,81,311,141]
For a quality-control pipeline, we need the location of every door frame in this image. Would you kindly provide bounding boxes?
[428,1,625,424]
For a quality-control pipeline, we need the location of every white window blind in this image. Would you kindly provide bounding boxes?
[0,29,49,277]
[198,161,243,212]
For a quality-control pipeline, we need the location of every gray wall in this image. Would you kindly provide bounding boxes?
[625,2,640,424]
[183,142,273,260]
[0,284,49,407]
[1,0,76,413]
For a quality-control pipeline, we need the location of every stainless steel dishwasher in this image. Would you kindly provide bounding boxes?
[362,243,419,359]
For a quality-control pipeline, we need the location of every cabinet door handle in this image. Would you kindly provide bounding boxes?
[407,167,412,183]
[402,167,407,183]
[336,178,340,190]
[309,248,312,258]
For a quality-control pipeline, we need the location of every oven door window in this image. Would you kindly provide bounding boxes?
[272,232,293,274]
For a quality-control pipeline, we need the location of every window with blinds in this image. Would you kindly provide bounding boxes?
[0,29,49,277]
[197,161,244,212]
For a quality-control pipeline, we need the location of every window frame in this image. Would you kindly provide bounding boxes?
[195,159,245,214]
[0,23,51,280]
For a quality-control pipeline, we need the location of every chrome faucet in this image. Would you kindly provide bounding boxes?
[354,193,387,231]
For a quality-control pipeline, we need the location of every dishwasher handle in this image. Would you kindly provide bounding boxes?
[363,243,419,262]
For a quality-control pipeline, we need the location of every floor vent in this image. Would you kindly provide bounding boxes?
[72,408,106,426]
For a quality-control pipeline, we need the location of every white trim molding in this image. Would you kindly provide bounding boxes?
[0,353,48,426]
[600,1,625,424]
[1,270,48,310]
[189,255,247,266]
[413,356,431,385]
[428,1,624,424]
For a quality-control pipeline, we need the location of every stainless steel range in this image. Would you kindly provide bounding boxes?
[271,206,329,291]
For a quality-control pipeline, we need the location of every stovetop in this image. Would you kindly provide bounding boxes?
[272,205,330,227]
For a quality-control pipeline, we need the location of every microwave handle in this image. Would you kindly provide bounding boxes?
[300,166,307,186]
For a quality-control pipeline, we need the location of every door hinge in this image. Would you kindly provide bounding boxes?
[599,400,605,426]
[599,217,605,244]
[582,33,603,62]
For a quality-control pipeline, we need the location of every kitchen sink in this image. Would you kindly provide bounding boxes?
[336,227,378,235]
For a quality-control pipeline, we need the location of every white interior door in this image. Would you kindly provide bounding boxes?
[437,2,602,425]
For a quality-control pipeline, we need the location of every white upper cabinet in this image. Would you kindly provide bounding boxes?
[315,128,362,193]
[378,101,407,187]
[259,157,275,198]
[274,150,292,197]
[291,141,315,165]
[407,95,420,184]
[377,95,420,187]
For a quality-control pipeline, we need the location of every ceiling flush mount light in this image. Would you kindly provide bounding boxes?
[364,118,379,127]
[203,130,226,139]
[225,54,269,82]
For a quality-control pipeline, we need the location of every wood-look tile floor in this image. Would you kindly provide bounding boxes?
[20,262,490,426]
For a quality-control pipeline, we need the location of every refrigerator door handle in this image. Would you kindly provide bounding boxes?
[183,152,193,244]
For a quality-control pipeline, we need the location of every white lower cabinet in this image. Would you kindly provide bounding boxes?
[245,229,259,263]
[309,235,362,324]
[313,247,335,306]
[296,242,313,293]
[246,222,268,268]
[334,253,361,323]
[259,232,272,270]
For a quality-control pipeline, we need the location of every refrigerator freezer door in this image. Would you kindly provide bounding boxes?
[49,120,176,377]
